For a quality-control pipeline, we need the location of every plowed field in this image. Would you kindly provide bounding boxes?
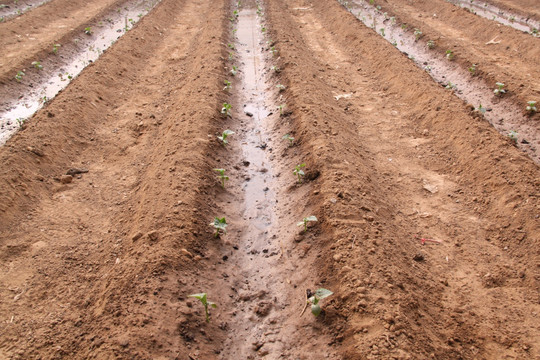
[0,0,538,359]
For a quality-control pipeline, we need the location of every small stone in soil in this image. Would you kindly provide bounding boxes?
[413,253,425,262]
[60,175,73,184]
[245,111,254,117]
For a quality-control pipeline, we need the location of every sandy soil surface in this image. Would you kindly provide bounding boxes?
[0,0,538,358]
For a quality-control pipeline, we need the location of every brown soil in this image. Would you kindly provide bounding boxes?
[483,0,540,22]
[0,0,539,359]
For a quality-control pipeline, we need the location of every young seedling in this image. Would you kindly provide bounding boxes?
[16,118,26,129]
[468,64,477,76]
[189,293,217,323]
[230,65,238,76]
[427,40,435,49]
[508,130,518,143]
[270,46,278,55]
[293,163,306,183]
[414,28,423,41]
[210,217,227,238]
[445,81,456,90]
[526,101,537,113]
[476,104,486,114]
[221,103,232,117]
[84,27,92,35]
[445,50,454,60]
[276,84,286,92]
[278,104,286,115]
[31,61,43,70]
[297,215,317,233]
[227,43,235,50]
[214,168,229,188]
[223,80,232,91]
[379,28,385,37]
[282,133,294,146]
[217,129,234,145]
[14,71,25,82]
[52,43,61,54]
[302,288,333,317]
[271,65,280,73]
[494,82,506,96]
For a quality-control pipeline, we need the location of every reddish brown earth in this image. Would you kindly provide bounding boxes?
[0,0,539,359]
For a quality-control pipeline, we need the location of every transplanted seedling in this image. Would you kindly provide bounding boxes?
[221,103,232,117]
[427,40,435,49]
[494,82,506,96]
[214,168,229,188]
[468,64,477,76]
[230,65,238,76]
[282,133,294,146]
[476,104,486,114]
[217,129,234,145]
[84,27,92,35]
[508,130,518,143]
[14,71,25,82]
[52,44,61,54]
[306,288,333,317]
[189,293,217,323]
[276,84,286,92]
[526,101,537,113]
[445,50,455,60]
[297,215,317,232]
[223,80,232,91]
[32,61,43,70]
[414,28,423,41]
[293,163,306,183]
[209,217,227,238]
[278,104,286,115]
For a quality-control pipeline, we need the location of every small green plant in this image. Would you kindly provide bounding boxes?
[16,118,26,129]
[427,40,435,49]
[52,43,61,54]
[414,28,422,41]
[230,65,238,76]
[445,81,456,90]
[468,63,477,76]
[189,293,217,322]
[282,133,294,146]
[209,217,227,238]
[445,50,454,60]
[293,163,306,183]
[227,43,235,50]
[509,16,515,23]
[476,104,486,114]
[276,84,286,92]
[494,82,506,96]
[84,27,92,35]
[221,103,232,117]
[228,52,234,61]
[297,215,317,232]
[379,28,385,37]
[270,46,277,55]
[223,80,232,91]
[14,71,25,82]
[32,61,43,70]
[307,288,333,316]
[261,27,266,33]
[391,39,397,47]
[271,65,280,73]
[217,129,234,145]
[278,104,286,115]
[508,130,518,143]
[526,101,537,113]
[214,168,229,188]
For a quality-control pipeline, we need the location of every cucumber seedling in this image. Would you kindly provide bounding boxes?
[526,101,537,114]
[209,217,227,238]
[298,215,317,233]
[189,293,217,323]
[223,80,232,91]
[276,84,286,92]
[84,27,92,35]
[468,64,477,76]
[414,28,423,41]
[230,65,238,76]
[494,82,506,96]
[214,168,229,188]
[508,130,518,143]
[52,44,61,54]
[427,40,435,49]
[282,133,294,146]
[221,103,232,117]
[293,163,306,183]
[305,288,333,317]
[476,104,486,114]
[217,130,234,146]
[445,50,454,61]
[278,104,286,115]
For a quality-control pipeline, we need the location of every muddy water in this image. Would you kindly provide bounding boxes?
[0,0,160,146]
[343,0,540,163]
[448,0,540,35]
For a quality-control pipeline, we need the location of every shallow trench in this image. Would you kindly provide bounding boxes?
[341,0,540,164]
[0,0,52,22]
[0,0,161,145]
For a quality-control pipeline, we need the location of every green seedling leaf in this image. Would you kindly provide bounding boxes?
[282,133,294,146]
[526,101,537,113]
[214,168,229,188]
[209,217,227,238]
[494,82,506,96]
[221,103,232,116]
[306,288,333,317]
[189,293,217,322]
[297,215,317,232]
[293,163,306,183]
[217,129,234,145]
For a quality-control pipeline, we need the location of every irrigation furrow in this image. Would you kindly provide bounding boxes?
[0,0,161,145]
[0,0,52,22]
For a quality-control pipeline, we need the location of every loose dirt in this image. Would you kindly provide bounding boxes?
[0,0,538,359]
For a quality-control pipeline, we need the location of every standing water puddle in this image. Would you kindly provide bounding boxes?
[0,0,161,146]
[447,0,540,36]
[342,0,540,163]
